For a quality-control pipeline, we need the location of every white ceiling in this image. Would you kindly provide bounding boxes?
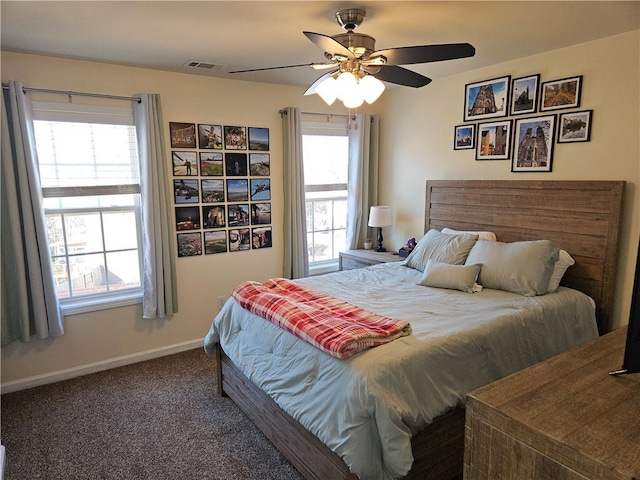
[2,1,639,91]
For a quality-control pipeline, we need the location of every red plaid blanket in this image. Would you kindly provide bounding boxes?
[231,278,411,359]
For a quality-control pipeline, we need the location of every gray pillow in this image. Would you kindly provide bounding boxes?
[404,229,479,271]
[418,260,482,293]
[465,239,560,296]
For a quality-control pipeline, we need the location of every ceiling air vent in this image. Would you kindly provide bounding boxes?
[184,60,226,70]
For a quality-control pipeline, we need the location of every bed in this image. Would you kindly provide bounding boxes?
[204,180,625,480]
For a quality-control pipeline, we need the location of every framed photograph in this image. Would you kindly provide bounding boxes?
[540,75,582,112]
[198,124,222,149]
[476,120,512,160]
[172,151,198,176]
[512,114,556,172]
[454,124,475,150]
[177,232,202,257]
[229,228,251,252]
[251,202,271,225]
[169,122,196,149]
[226,179,249,202]
[175,206,201,231]
[557,110,593,143]
[248,127,270,151]
[249,153,270,176]
[510,74,540,115]
[224,125,247,150]
[202,205,225,229]
[201,179,225,203]
[252,226,272,249]
[173,179,199,204]
[204,230,228,255]
[227,204,250,227]
[225,152,248,176]
[200,152,223,176]
[464,75,510,122]
[250,179,271,201]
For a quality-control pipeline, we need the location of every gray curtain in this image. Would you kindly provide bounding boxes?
[346,113,380,250]
[281,107,309,279]
[1,81,64,344]
[134,94,178,318]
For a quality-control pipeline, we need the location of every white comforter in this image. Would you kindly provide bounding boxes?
[204,262,598,480]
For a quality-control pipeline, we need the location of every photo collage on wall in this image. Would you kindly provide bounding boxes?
[169,122,272,258]
[454,74,592,173]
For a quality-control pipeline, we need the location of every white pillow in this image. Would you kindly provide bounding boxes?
[464,239,560,296]
[442,227,497,242]
[546,249,575,292]
[418,260,482,293]
[404,229,479,271]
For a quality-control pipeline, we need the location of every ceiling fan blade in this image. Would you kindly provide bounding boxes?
[303,31,355,59]
[370,66,432,88]
[304,70,339,96]
[372,43,475,66]
[229,63,313,73]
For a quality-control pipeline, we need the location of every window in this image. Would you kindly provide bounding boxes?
[302,117,349,272]
[32,102,143,314]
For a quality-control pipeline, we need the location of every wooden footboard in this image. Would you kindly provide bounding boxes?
[217,347,465,480]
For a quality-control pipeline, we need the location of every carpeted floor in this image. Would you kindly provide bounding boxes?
[0,348,304,480]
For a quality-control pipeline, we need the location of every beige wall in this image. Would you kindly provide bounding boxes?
[2,29,639,386]
[376,30,640,330]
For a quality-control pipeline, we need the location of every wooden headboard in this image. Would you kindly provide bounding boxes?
[425,180,625,335]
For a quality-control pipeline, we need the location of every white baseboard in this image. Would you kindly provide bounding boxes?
[0,338,204,394]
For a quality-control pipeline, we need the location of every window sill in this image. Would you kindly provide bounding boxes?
[61,290,142,316]
[309,260,339,276]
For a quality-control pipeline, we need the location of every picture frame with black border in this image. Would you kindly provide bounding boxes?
[199,152,223,176]
[227,204,250,227]
[557,110,592,143]
[224,125,247,150]
[252,226,272,249]
[248,127,270,151]
[510,74,540,115]
[175,206,201,231]
[172,151,198,176]
[169,122,196,149]
[201,179,225,203]
[475,120,512,161]
[177,232,202,257]
[249,153,270,176]
[464,75,510,122]
[173,179,199,204]
[251,202,271,225]
[225,152,248,176]
[512,114,556,172]
[198,124,223,149]
[454,124,475,150]
[202,205,226,229]
[226,179,249,202]
[540,75,582,112]
[229,228,251,252]
[204,230,228,255]
[250,178,271,201]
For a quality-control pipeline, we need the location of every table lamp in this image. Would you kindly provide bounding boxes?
[368,206,392,252]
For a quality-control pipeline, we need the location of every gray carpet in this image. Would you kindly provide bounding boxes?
[1,348,304,480]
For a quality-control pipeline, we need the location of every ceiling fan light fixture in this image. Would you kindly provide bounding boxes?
[360,74,385,104]
[334,71,358,101]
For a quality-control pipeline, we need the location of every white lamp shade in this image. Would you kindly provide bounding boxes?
[368,206,392,227]
[335,71,358,101]
[316,77,337,105]
[360,75,385,104]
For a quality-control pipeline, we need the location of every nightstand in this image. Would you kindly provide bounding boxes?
[338,249,404,271]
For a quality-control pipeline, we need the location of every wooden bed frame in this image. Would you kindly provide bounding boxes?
[214,180,625,480]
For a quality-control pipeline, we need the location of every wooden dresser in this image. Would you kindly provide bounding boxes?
[338,249,403,271]
[464,327,640,480]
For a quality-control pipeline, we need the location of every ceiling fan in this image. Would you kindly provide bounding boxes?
[230,8,476,107]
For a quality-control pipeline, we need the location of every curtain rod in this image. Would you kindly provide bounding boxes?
[279,109,352,119]
[1,83,141,103]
